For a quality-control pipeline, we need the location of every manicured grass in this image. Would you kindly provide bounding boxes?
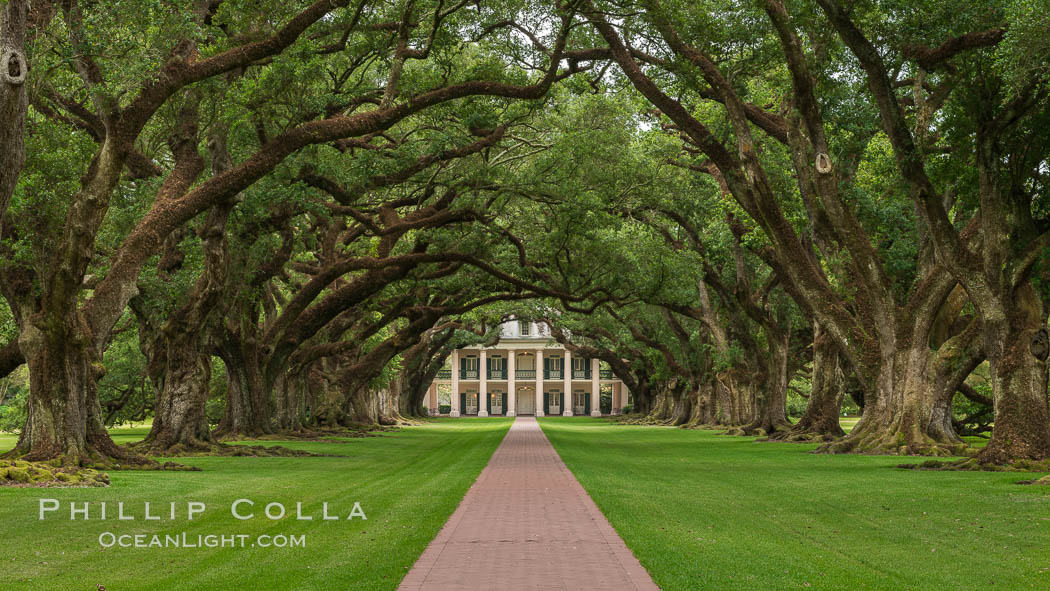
[0,418,512,590]
[539,417,1050,591]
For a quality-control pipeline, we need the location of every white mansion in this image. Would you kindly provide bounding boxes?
[424,320,630,417]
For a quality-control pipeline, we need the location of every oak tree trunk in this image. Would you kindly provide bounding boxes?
[742,327,791,436]
[774,323,845,441]
[215,339,273,438]
[820,339,969,455]
[13,323,145,466]
[980,283,1050,463]
[139,344,213,453]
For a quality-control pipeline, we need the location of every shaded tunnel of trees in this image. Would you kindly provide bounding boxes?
[0,0,1049,470]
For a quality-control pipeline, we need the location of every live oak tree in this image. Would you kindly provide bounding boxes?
[579,0,988,457]
[0,0,588,466]
[813,0,1050,464]
[0,0,27,376]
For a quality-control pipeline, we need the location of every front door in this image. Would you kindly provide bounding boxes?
[465,392,478,415]
[490,392,503,415]
[574,390,587,415]
[548,391,561,414]
[516,392,535,415]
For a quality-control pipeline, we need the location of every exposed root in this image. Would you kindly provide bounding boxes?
[130,440,323,458]
[761,429,844,444]
[899,457,1050,473]
[681,422,736,431]
[2,445,192,471]
[613,414,682,427]
[0,459,110,487]
[813,426,971,457]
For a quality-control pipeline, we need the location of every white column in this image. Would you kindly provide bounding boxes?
[563,349,572,416]
[450,350,460,417]
[591,358,601,416]
[427,383,436,415]
[507,350,516,417]
[613,382,621,415]
[535,350,544,417]
[478,349,489,416]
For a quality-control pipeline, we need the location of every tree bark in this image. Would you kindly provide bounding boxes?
[741,321,791,436]
[0,0,27,240]
[12,320,146,466]
[135,122,236,454]
[776,322,845,441]
[140,343,213,453]
[215,332,273,438]
[822,317,982,455]
[979,283,1050,463]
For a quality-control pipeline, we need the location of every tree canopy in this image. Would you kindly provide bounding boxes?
[1,0,1049,470]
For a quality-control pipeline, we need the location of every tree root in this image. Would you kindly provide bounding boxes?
[760,429,844,443]
[3,443,194,471]
[813,426,971,457]
[681,422,737,431]
[130,439,325,458]
[613,414,682,426]
[899,457,1050,473]
[0,459,110,487]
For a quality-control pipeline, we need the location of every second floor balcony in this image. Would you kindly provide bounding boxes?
[487,369,507,380]
[437,368,452,379]
[544,369,563,380]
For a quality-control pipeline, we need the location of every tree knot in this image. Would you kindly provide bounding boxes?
[815,153,833,175]
[2,48,27,86]
[1029,329,1048,361]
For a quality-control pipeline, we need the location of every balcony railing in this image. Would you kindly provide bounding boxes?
[460,370,479,379]
[437,369,452,379]
[545,369,563,379]
[599,369,613,379]
[515,369,536,380]
[572,370,591,379]
[487,370,507,380]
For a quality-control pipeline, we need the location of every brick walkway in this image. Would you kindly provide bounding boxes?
[398,417,658,590]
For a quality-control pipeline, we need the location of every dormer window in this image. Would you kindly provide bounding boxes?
[519,320,531,336]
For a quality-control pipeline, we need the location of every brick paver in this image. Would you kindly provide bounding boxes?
[398,417,659,590]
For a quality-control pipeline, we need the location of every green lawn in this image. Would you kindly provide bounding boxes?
[539,417,1050,591]
[0,418,512,590]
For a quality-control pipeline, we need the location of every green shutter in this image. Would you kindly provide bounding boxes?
[585,392,591,415]
[460,392,466,413]
[543,357,550,379]
[486,392,492,414]
[543,392,549,414]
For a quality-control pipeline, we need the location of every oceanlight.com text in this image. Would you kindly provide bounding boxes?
[98,532,306,549]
